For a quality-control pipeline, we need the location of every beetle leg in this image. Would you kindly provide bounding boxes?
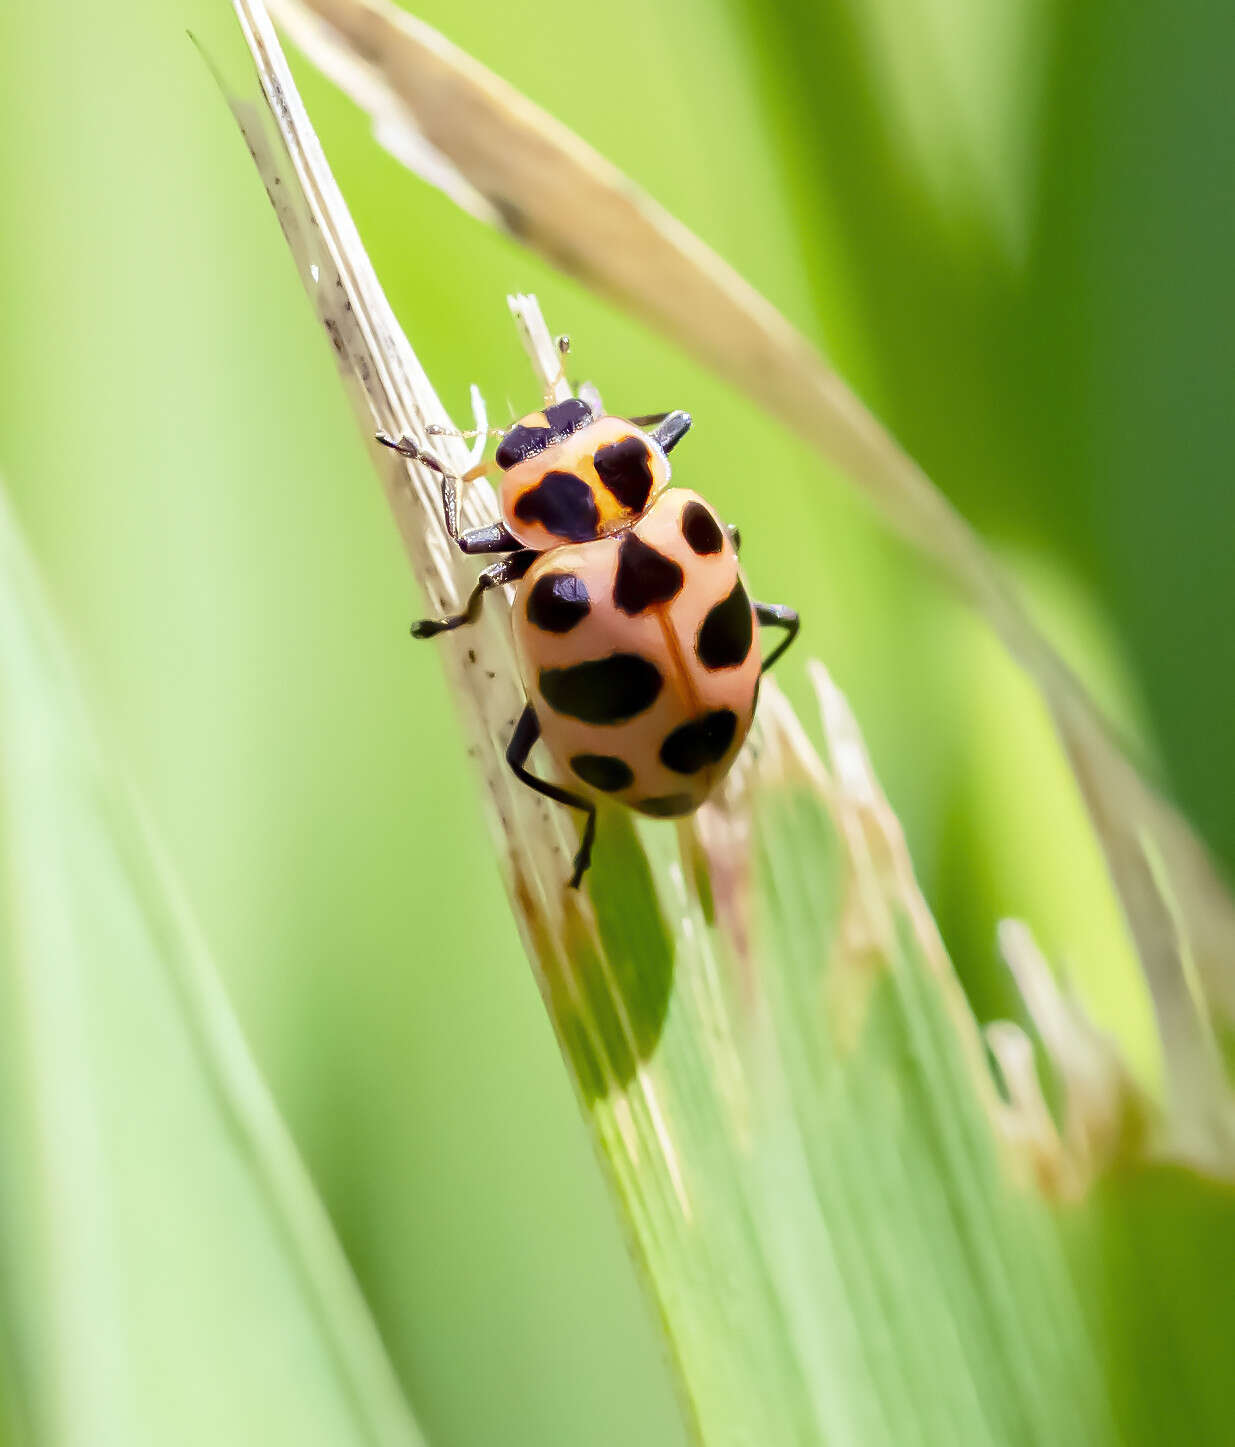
[754,601,800,674]
[456,524,523,554]
[377,431,505,549]
[376,429,451,475]
[506,705,597,890]
[636,410,692,455]
[412,551,535,639]
[727,523,742,552]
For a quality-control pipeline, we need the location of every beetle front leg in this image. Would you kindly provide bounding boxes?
[377,431,506,551]
[377,430,462,537]
[412,550,536,639]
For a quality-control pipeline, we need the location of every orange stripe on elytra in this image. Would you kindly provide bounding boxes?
[578,453,630,531]
[655,602,703,737]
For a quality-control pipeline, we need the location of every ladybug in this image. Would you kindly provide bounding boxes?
[379,397,798,888]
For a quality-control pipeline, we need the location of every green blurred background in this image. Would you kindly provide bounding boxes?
[1,0,1231,1442]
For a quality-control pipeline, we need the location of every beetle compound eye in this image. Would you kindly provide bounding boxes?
[496,422,549,469]
[496,397,594,469]
[544,396,593,434]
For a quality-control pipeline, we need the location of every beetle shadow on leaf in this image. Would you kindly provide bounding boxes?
[552,810,676,1100]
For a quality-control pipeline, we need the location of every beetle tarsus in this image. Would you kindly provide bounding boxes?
[411,551,535,638]
[376,431,452,478]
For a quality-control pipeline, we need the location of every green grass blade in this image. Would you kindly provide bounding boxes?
[546,677,1118,1444]
[0,484,424,1446]
[543,663,1235,1444]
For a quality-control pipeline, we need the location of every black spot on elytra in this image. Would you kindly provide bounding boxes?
[526,572,590,633]
[697,579,753,669]
[614,532,684,615]
[681,500,724,555]
[495,397,593,469]
[570,753,635,792]
[539,653,663,724]
[594,435,654,513]
[659,709,739,774]
[514,472,601,541]
[634,793,696,818]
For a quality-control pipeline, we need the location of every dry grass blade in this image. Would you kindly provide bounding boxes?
[265,0,1235,1067]
[224,0,768,1116]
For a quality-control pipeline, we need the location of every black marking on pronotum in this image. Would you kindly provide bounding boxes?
[539,653,663,725]
[614,533,684,615]
[514,471,601,541]
[697,579,754,670]
[570,753,635,792]
[634,792,695,818]
[659,709,739,774]
[594,435,655,512]
[681,500,724,555]
[495,397,593,469]
[525,573,591,633]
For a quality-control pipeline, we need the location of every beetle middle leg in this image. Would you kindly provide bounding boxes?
[754,601,800,673]
[412,550,535,639]
[506,705,597,889]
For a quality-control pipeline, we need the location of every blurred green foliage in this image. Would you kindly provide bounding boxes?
[0,0,1230,1442]
[0,491,426,1447]
[736,0,1235,895]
